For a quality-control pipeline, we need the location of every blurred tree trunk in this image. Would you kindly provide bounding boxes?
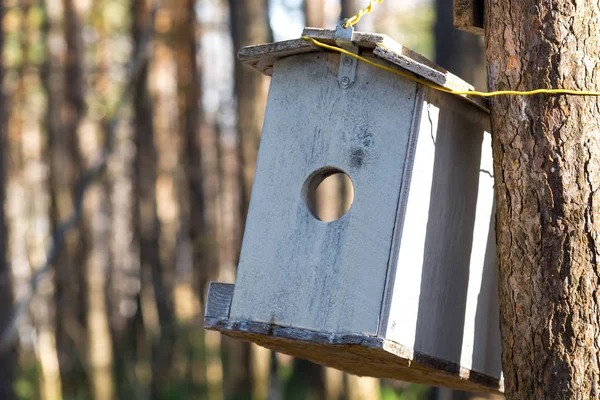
[132,1,175,398]
[340,0,358,22]
[81,3,115,399]
[171,0,218,294]
[228,0,273,398]
[44,0,88,395]
[21,1,63,398]
[434,0,485,89]
[0,3,16,399]
[304,0,325,27]
[171,0,223,397]
[228,0,272,218]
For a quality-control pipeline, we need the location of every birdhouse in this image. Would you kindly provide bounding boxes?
[205,27,502,393]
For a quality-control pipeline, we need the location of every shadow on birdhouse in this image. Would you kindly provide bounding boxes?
[204,26,502,394]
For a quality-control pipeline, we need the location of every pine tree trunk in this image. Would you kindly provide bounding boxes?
[46,0,87,394]
[0,3,16,399]
[82,3,115,398]
[486,0,600,397]
[131,1,175,398]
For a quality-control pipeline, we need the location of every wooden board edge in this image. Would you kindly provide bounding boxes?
[204,316,503,394]
[236,28,489,113]
[371,46,489,113]
[238,39,319,76]
[205,281,234,318]
[301,27,388,49]
[377,85,426,339]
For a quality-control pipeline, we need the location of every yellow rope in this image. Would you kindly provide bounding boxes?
[343,0,383,28]
[302,36,600,98]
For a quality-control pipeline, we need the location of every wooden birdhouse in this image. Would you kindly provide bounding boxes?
[205,27,502,393]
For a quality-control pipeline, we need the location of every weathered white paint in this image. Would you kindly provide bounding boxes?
[459,132,501,376]
[382,89,500,379]
[382,95,438,348]
[229,51,419,335]
[208,28,503,392]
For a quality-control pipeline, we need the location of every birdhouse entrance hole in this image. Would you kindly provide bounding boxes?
[302,167,354,222]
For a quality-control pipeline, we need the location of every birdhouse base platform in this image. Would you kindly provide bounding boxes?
[205,283,502,394]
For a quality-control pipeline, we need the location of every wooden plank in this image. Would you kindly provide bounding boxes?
[371,45,488,112]
[237,28,489,112]
[454,0,485,36]
[381,89,500,380]
[458,131,501,376]
[205,316,503,393]
[205,282,234,318]
[228,51,418,335]
[238,39,319,76]
[302,27,449,76]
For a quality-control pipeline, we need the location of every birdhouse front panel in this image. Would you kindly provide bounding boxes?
[229,51,420,336]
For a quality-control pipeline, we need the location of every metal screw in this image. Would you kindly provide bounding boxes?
[340,76,351,87]
[343,57,353,66]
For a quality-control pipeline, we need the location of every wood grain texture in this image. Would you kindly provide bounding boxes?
[205,316,503,393]
[229,51,418,335]
[381,89,500,380]
[453,0,484,36]
[205,282,234,318]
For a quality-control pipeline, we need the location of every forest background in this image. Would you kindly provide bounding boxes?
[0,0,491,399]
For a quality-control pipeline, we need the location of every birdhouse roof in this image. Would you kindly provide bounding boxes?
[238,28,489,111]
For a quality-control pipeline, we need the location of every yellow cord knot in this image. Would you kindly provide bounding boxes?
[343,0,384,28]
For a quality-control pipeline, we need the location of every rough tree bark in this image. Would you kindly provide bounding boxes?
[486,0,600,398]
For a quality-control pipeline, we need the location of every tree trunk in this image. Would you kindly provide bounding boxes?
[340,0,358,21]
[228,0,273,398]
[486,0,600,397]
[0,3,16,399]
[45,0,88,394]
[228,0,272,219]
[304,0,325,27]
[131,1,175,398]
[82,3,115,398]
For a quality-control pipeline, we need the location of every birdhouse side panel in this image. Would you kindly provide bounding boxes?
[229,52,420,335]
[382,90,501,379]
